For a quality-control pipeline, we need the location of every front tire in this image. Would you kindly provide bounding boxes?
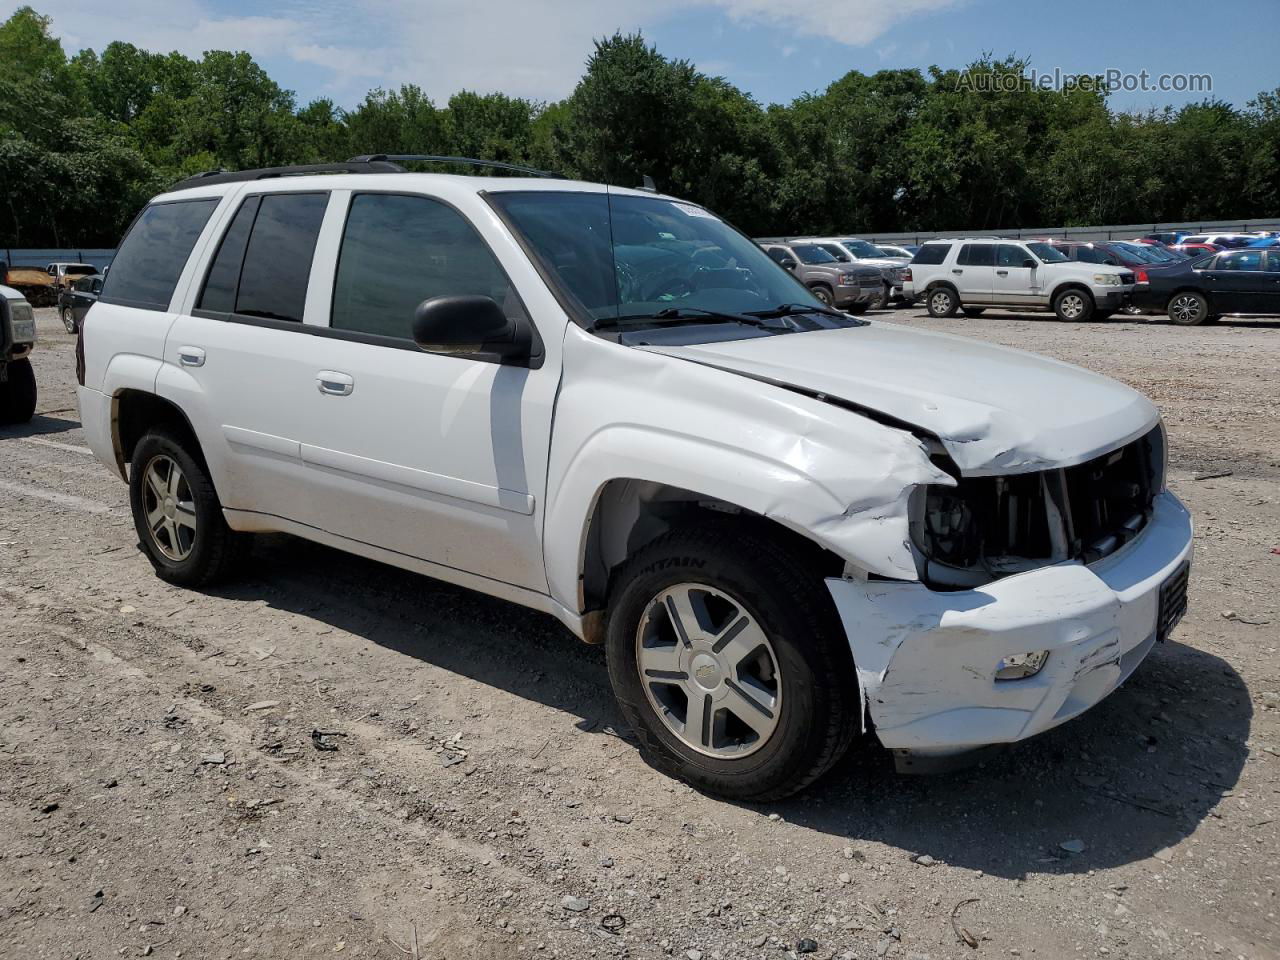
[926,286,958,318]
[129,430,246,587]
[1167,291,1209,326]
[61,307,78,334]
[810,285,834,306]
[605,525,860,801]
[0,358,37,425]
[1054,287,1094,322]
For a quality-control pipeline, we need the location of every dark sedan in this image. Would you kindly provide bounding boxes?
[1045,239,1172,269]
[57,273,103,333]
[1130,248,1280,325]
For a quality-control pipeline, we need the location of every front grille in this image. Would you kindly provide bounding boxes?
[914,425,1164,589]
[1157,562,1189,641]
[1119,271,1135,285]
[859,276,881,288]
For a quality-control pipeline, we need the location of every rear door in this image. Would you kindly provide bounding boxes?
[160,189,334,521]
[1263,251,1280,315]
[954,244,995,302]
[1202,250,1268,313]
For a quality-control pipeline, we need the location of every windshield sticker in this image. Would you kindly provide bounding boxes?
[671,202,717,220]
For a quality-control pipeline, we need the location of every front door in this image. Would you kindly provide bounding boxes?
[289,190,557,592]
[992,243,1038,306]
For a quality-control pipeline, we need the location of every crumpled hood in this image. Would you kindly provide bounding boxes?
[641,322,1159,475]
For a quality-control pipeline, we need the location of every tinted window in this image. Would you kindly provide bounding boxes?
[73,275,95,292]
[1073,246,1113,264]
[234,193,328,322]
[331,193,516,340]
[767,247,792,263]
[791,243,837,265]
[198,196,261,314]
[1025,241,1070,263]
[100,199,218,310]
[997,244,1032,267]
[818,244,850,262]
[912,244,950,265]
[1217,250,1264,272]
[958,244,995,267]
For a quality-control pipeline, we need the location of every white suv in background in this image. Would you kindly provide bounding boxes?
[904,238,1135,321]
[77,157,1191,799]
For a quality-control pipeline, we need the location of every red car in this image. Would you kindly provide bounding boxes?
[1169,242,1222,258]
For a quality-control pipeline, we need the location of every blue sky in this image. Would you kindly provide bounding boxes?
[16,0,1280,112]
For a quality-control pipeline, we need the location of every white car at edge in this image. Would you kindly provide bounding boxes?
[76,158,1193,798]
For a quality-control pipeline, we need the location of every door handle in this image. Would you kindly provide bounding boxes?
[996,270,1009,276]
[952,268,963,274]
[178,346,205,367]
[316,371,354,396]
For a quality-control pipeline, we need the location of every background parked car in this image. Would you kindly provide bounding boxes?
[761,242,881,311]
[1043,240,1158,269]
[45,262,96,290]
[1179,233,1257,249]
[1130,247,1280,325]
[57,272,103,333]
[875,243,918,258]
[1169,241,1223,258]
[1246,236,1280,248]
[802,237,908,306]
[1143,231,1191,245]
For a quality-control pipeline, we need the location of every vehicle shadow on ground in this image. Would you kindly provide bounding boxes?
[0,414,82,438]
[226,534,1250,880]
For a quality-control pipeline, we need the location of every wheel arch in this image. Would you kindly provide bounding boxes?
[1050,280,1095,303]
[574,478,845,641]
[112,388,207,476]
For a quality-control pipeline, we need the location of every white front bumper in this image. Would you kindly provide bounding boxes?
[827,491,1193,756]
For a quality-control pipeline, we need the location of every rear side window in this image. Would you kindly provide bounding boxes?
[958,244,995,266]
[101,199,219,310]
[912,244,950,265]
[197,193,327,323]
[330,193,517,341]
[997,244,1031,267]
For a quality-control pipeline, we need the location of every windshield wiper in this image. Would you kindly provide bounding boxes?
[745,302,853,321]
[591,307,782,331]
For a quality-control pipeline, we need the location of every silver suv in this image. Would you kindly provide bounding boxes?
[904,238,1135,321]
[760,242,881,313]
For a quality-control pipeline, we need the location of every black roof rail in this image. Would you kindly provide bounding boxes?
[168,159,406,192]
[350,154,565,179]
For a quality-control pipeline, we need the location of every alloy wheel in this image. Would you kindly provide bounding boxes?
[1169,294,1203,324]
[930,291,952,314]
[635,583,782,759]
[1059,293,1086,319]
[141,454,197,561]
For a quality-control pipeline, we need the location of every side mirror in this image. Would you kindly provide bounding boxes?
[780,257,798,271]
[412,295,532,363]
[1022,258,1037,269]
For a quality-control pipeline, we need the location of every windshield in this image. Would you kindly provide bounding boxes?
[838,238,884,258]
[790,243,837,265]
[1111,242,1162,263]
[1025,241,1070,263]
[489,191,829,328]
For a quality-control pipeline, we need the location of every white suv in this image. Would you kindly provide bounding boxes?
[77,157,1193,798]
[904,238,1135,321]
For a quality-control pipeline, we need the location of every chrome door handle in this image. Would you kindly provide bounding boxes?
[316,371,354,396]
[178,346,205,367]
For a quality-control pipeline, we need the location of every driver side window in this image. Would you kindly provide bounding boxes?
[331,193,518,341]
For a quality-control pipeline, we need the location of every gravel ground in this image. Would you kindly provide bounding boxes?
[1,304,1277,960]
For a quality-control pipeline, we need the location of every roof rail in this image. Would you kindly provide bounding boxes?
[169,160,405,192]
[350,154,565,179]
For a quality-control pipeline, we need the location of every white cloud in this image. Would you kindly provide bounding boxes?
[8,0,964,105]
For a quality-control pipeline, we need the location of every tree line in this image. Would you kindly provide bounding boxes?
[2,5,1277,248]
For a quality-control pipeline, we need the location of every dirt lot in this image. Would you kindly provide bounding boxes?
[2,305,1278,960]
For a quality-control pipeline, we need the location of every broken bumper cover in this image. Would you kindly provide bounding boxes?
[826,490,1192,757]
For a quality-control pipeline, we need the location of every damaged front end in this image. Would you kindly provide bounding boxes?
[825,422,1191,767]
[911,425,1167,590]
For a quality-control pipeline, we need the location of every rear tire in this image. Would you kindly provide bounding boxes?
[1167,291,1209,326]
[0,358,37,425]
[926,286,958,318]
[129,430,246,587]
[1053,288,1094,322]
[61,306,78,334]
[605,524,860,801]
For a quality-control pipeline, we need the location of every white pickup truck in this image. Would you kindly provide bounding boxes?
[77,158,1192,799]
[904,237,1135,321]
